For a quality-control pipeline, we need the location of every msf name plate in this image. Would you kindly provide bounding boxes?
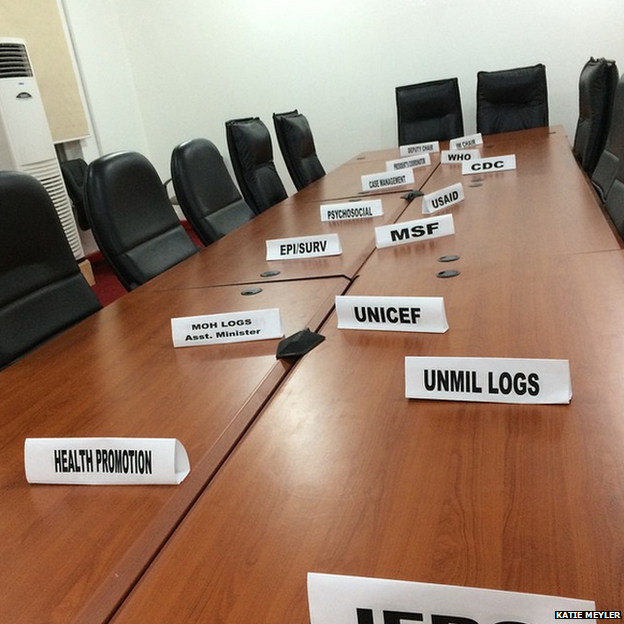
[375,213,455,249]
[405,356,572,404]
[336,296,448,333]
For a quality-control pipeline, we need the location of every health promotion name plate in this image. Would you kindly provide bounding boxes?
[307,573,594,624]
[336,295,448,333]
[25,437,190,485]
[405,356,572,404]
[172,308,283,347]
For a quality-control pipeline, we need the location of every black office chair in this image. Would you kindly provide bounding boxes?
[395,78,464,145]
[85,151,200,291]
[591,75,624,203]
[476,64,549,135]
[225,117,288,214]
[272,110,326,191]
[573,58,619,176]
[0,171,101,370]
[61,158,91,230]
[170,138,255,245]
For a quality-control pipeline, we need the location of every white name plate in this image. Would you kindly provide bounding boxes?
[307,573,594,624]
[336,296,448,333]
[361,168,414,192]
[375,213,455,249]
[171,308,283,347]
[449,132,483,150]
[320,199,383,222]
[266,233,342,260]
[405,356,572,404]
[385,153,431,172]
[462,153,517,175]
[399,140,439,156]
[440,148,481,164]
[24,437,190,485]
[422,182,464,214]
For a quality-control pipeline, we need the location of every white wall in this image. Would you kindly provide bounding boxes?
[63,0,624,192]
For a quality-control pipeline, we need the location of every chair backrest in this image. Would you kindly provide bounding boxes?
[85,151,199,291]
[225,117,288,214]
[395,78,464,145]
[591,75,624,203]
[171,138,255,245]
[60,158,90,230]
[272,110,326,191]
[0,171,101,369]
[573,58,619,176]
[476,64,549,135]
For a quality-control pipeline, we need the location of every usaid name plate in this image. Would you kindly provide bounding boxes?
[399,140,439,156]
[462,153,517,175]
[266,233,342,260]
[385,153,431,172]
[307,573,594,624]
[405,356,572,404]
[440,148,481,164]
[24,437,190,485]
[422,182,464,214]
[320,199,383,222]
[171,308,283,347]
[361,168,414,192]
[449,132,483,150]
[336,296,448,333]
[375,213,455,249]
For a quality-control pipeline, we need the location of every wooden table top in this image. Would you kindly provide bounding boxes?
[0,276,348,624]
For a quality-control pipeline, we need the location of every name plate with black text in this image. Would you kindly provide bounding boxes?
[449,132,483,150]
[375,213,455,248]
[405,356,572,404]
[266,233,342,260]
[385,153,431,172]
[399,140,439,156]
[320,199,383,222]
[441,148,481,164]
[335,296,448,333]
[25,437,190,485]
[462,154,517,175]
[422,182,464,214]
[171,308,283,347]
[361,169,415,192]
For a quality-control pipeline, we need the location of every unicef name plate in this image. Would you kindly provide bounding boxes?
[462,154,517,175]
[375,213,455,249]
[385,153,431,172]
[336,296,448,333]
[361,168,414,192]
[171,308,283,347]
[405,356,572,404]
[399,140,439,157]
[422,182,464,214]
[449,132,483,150]
[320,199,383,222]
[266,233,342,260]
[307,573,594,624]
[440,148,481,164]
[24,437,190,485]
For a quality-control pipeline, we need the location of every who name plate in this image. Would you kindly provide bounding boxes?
[405,356,572,404]
[375,213,455,249]
[307,573,594,624]
[336,295,448,333]
[320,199,383,222]
[449,132,483,150]
[399,140,439,156]
[24,437,190,485]
[462,153,517,175]
[171,308,283,347]
[385,153,431,172]
[266,233,342,260]
[361,168,414,192]
[440,148,481,164]
[422,182,464,214]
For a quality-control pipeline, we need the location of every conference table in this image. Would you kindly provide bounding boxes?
[2,126,623,623]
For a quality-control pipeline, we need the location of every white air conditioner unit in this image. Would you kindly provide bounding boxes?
[0,37,84,259]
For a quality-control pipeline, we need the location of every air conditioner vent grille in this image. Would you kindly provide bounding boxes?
[0,43,33,78]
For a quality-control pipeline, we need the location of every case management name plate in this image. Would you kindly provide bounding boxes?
[336,295,448,333]
[25,437,190,485]
[405,356,572,404]
[361,168,414,192]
